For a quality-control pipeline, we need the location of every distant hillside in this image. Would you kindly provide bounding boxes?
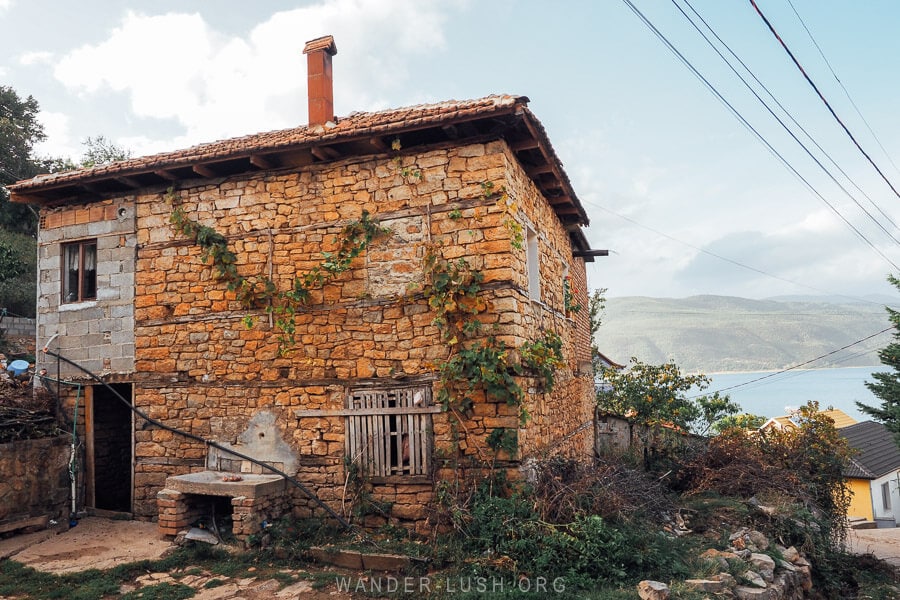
[597,295,893,373]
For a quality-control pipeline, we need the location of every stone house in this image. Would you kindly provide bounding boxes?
[9,36,602,535]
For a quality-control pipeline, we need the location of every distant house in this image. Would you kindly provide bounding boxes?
[839,421,900,527]
[593,350,623,395]
[759,408,857,433]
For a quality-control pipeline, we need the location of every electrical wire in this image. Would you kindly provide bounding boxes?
[690,325,893,397]
[749,0,900,202]
[678,0,900,235]
[785,0,900,179]
[587,199,897,308]
[620,0,900,272]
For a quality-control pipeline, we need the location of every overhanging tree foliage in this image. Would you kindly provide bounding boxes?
[858,274,900,443]
[0,86,133,318]
[0,86,45,236]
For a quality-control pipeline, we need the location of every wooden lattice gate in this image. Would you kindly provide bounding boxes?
[345,385,439,478]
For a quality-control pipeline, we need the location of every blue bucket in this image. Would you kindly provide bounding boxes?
[7,360,29,376]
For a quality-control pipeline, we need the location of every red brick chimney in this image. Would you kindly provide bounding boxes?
[303,35,338,126]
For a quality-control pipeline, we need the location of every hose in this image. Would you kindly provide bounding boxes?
[42,348,352,530]
[38,375,84,520]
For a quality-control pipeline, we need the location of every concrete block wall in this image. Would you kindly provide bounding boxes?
[1,316,35,338]
[36,199,136,376]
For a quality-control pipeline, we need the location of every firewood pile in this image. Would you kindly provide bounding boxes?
[0,373,58,443]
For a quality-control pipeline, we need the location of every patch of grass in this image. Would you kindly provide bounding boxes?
[202,578,225,589]
[120,582,194,600]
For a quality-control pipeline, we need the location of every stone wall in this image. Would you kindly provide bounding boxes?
[36,199,136,377]
[0,435,71,528]
[46,139,593,525]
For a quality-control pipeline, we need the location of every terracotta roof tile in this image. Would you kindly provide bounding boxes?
[10,94,526,192]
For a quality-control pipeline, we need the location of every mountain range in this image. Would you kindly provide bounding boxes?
[596,295,895,373]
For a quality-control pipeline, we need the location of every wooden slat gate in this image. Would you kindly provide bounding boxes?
[345,385,437,477]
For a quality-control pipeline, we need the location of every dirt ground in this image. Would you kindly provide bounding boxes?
[0,517,355,599]
[848,526,900,567]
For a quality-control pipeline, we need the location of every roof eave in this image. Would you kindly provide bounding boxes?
[9,95,593,234]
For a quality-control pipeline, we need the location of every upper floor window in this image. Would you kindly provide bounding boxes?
[526,228,540,301]
[62,240,97,303]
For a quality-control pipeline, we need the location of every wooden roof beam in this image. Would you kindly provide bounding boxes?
[154,169,178,181]
[192,164,217,178]
[509,137,540,152]
[79,183,104,194]
[115,176,143,189]
[442,124,459,140]
[310,145,341,161]
[526,162,555,178]
[250,154,276,170]
[368,137,389,152]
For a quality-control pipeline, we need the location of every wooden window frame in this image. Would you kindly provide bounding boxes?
[526,227,540,301]
[61,239,98,303]
[343,384,436,479]
[882,481,892,511]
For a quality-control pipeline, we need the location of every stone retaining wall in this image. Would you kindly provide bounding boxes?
[0,435,71,530]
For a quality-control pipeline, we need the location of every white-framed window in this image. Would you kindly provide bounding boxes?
[526,227,540,301]
[62,240,97,303]
[883,481,892,511]
[345,385,438,478]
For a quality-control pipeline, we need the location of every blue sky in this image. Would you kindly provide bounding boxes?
[3,0,900,301]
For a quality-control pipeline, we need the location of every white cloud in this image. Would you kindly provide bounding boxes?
[52,0,458,155]
[18,51,54,66]
[0,0,12,12]
[32,110,79,160]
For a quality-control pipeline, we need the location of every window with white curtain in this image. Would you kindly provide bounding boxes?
[62,240,97,303]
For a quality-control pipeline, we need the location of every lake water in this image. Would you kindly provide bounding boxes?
[705,366,885,422]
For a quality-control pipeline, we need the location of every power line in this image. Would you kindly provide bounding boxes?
[749,0,900,202]
[588,200,896,308]
[620,0,900,272]
[691,326,894,397]
[677,0,900,235]
[785,0,900,179]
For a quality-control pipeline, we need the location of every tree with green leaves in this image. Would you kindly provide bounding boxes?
[858,274,900,442]
[589,287,607,376]
[0,86,133,318]
[79,135,131,167]
[0,86,46,236]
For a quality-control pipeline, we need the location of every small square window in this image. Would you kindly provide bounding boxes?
[345,385,434,478]
[62,240,97,303]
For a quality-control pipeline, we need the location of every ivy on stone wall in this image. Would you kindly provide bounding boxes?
[168,187,389,352]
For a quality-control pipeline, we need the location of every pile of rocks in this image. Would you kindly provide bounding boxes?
[638,527,811,600]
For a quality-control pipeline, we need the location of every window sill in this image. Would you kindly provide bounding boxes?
[59,300,98,312]
[370,475,431,485]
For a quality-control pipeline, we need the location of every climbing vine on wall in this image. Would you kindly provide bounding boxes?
[481,181,524,250]
[168,188,389,352]
[520,330,564,393]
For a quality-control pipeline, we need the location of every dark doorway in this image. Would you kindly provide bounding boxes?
[91,383,132,512]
